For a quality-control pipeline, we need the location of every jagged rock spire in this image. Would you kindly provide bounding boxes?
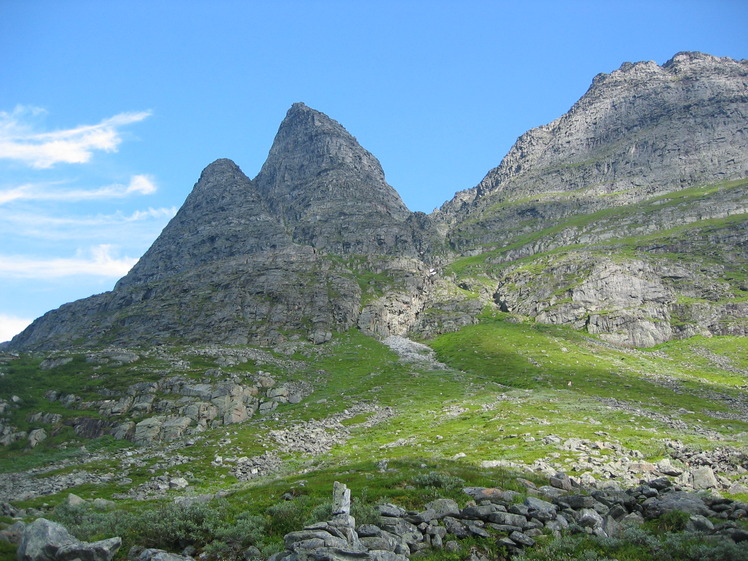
[254,103,417,255]
[117,158,291,288]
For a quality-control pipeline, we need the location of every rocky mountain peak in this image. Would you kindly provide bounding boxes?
[116,157,291,289]
[253,103,416,254]
[437,52,748,234]
[257,103,391,194]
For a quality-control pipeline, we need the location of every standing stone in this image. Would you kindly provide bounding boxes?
[331,481,355,528]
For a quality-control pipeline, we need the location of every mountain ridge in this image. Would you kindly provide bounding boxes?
[5,51,748,351]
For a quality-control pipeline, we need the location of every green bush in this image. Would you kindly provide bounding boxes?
[53,500,233,553]
[305,500,333,525]
[351,496,380,526]
[652,509,690,533]
[200,513,267,561]
[411,471,466,490]
[267,497,314,537]
[123,502,224,550]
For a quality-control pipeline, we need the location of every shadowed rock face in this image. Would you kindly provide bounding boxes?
[117,158,292,289]
[254,103,417,256]
[6,53,748,351]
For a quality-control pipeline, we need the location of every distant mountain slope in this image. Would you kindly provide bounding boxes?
[6,52,747,351]
[419,52,748,346]
[436,52,748,249]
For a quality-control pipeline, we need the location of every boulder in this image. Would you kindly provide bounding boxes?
[18,518,73,561]
[422,498,459,520]
[642,491,710,517]
[577,509,605,532]
[55,537,122,561]
[27,428,47,448]
[689,466,719,490]
[18,519,121,561]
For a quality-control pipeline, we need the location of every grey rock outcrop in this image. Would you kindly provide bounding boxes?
[19,355,315,445]
[274,476,748,561]
[18,518,121,561]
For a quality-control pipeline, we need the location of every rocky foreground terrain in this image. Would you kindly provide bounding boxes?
[1,52,747,561]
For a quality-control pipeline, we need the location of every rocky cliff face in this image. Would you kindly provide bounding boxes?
[6,52,748,351]
[421,51,748,345]
[254,103,419,256]
[437,52,748,248]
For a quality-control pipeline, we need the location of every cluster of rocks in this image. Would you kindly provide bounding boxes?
[0,438,198,503]
[482,434,748,495]
[12,361,312,446]
[381,336,447,369]
[5,474,748,561]
[0,395,42,448]
[226,404,395,481]
[0,468,118,504]
[277,476,748,561]
[0,392,53,449]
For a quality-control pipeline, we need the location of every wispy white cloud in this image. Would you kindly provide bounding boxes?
[0,205,176,235]
[0,314,33,343]
[0,245,138,279]
[0,105,151,168]
[0,174,158,204]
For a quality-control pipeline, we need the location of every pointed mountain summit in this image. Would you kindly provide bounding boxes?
[254,103,417,255]
[117,158,291,289]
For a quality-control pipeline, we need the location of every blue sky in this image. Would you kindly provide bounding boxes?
[1,0,747,342]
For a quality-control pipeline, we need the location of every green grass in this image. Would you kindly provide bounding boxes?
[445,177,748,278]
[1,315,747,560]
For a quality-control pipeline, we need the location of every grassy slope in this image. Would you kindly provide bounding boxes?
[2,318,746,496]
[1,318,747,560]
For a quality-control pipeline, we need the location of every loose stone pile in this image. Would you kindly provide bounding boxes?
[275,476,748,561]
[6,475,748,561]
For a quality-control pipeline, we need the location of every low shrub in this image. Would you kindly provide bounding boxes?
[200,513,267,561]
[652,509,690,533]
[515,525,748,561]
[267,496,315,537]
[411,471,466,490]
